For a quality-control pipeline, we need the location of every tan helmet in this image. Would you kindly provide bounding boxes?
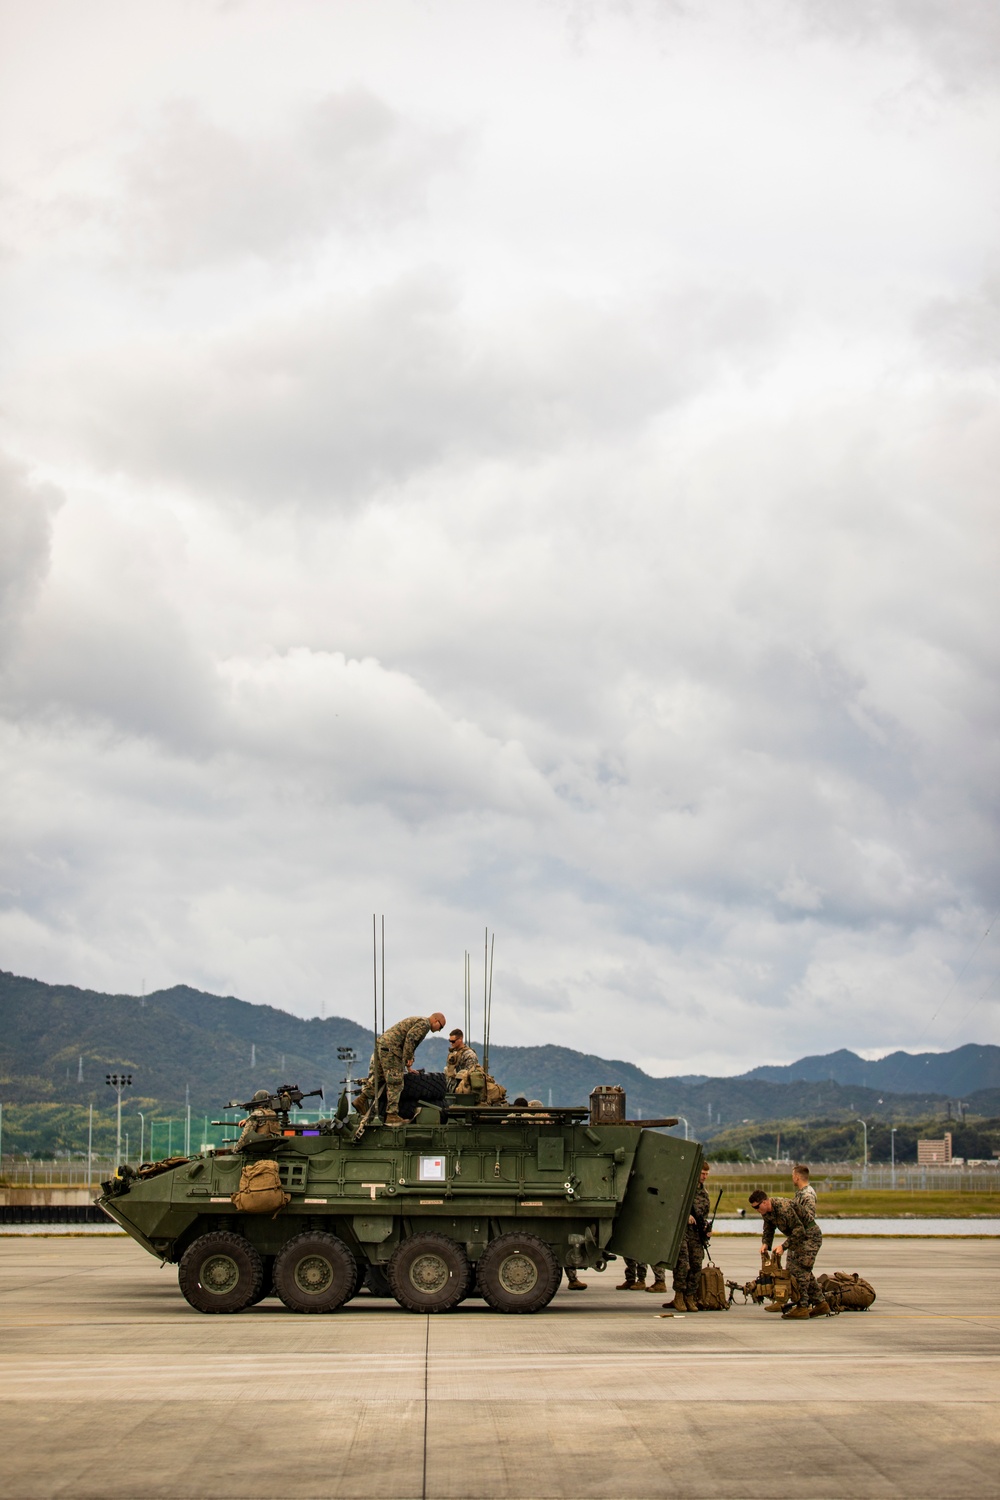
[252,1089,270,1104]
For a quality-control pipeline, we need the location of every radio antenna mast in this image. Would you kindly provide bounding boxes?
[371,914,382,1123]
[485,931,495,1077]
[381,915,385,1034]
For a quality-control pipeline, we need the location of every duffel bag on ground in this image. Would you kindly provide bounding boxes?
[818,1271,876,1310]
[231,1158,290,1214]
[697,1263,729,1310]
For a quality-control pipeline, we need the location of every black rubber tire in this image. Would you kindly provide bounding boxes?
[388,1233,470,1312]
[456,1261,479,1304]
[397,1070,450,1119]
[363,1263,393,1298]
[246,1254,275,1306]
[476,1233,561,1314]
[273,1232,357,1313]
[178,1231,263,1314]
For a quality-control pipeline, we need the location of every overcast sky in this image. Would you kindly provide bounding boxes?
[1,0,998,1077]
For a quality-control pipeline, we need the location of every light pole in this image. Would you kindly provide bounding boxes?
[338,1046,357,1106]
[891,1127,897,1185]
[137,1111,145,1163]
[859,1119,868,1179]
[676,1116,689,1141]
[105,1073,133,1165]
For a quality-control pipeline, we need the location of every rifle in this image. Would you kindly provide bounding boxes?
[225,1084,324,1127]
[697,1186,724,1251]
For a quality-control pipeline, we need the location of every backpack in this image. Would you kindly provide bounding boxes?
[231,1158,291,1215]
[697,1263,729,1311]
[818,1271,876,1311]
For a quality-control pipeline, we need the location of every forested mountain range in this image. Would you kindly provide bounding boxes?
[2,970,997,1139]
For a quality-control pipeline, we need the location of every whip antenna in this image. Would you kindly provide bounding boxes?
[485,931,495,1077]
[381,915,385,1034]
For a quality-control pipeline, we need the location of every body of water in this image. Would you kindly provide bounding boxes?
[715,1217,1000,1236]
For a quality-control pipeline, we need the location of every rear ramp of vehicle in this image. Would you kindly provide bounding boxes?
[607,1132,702,1268]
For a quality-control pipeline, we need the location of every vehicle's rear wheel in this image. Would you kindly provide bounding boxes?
[476,1233,560,1314]
[178,1231,263,1314]
[273,1232,357,1313]
[388,1233,469,1312]
[246,1254,275,1305]
[363,1263,393,1298]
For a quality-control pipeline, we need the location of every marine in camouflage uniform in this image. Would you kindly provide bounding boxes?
[671,1171,711,1306]
[445,1031,480,1082]
[235,1092,283,1150]
[756,1193,824,1308]
[793,1176,817,1221]
[353,1013,446,1122]
[617,1257,648,1290]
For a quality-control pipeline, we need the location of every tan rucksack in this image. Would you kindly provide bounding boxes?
[818,1271,876,1311]
[231,1158,290,1214]
[697,1263,729,1310]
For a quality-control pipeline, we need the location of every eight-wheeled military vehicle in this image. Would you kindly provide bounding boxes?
[99,1080,702,1315]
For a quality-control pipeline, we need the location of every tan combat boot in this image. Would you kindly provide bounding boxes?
[667,1292,689,1311]
[616,1279,636,1290]
[647,1278,668,1294]
[809,1300,832,1318]
[764,1302,785,1312]
[782,1305,811,1319]
[628,1279,648,1290]
[383,1113,405,1126]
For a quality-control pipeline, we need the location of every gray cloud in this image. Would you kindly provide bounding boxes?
[0,0,997,1073]
[116,89,463,269]
[0,453,61,663]
[31,276,784,505]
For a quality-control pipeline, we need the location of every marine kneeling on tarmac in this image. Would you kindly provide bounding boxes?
[749,1188,831,1319]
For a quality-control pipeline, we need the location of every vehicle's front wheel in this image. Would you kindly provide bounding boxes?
[178,1231,263,1314]
[388,1233,469,1312]
[273,1232,357,1313]
[476,1233,560,1314]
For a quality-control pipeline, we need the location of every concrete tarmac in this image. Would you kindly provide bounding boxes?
[0,1236,997,1499]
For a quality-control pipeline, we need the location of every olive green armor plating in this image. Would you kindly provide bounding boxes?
[99,1095,702,1315]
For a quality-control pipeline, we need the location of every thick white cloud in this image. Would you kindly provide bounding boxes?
[0,0,997,1075]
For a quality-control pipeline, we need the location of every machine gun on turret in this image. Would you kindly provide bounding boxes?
[223,1084,324,1128]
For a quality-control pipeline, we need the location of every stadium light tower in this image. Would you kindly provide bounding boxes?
[105,1073,133,1164]
[337,1046,357,1100]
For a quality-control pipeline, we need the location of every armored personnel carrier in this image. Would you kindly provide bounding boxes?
[99,1081,702,1315]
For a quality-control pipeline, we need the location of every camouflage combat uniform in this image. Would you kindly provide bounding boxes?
[235,1107,282,1151]
[618,1257,648,1288]
[795,1182,817,1221]
[445,1043,480,1080]
[354,1015,433,1119]
[672,1179,710,1299]
[761,1195,823,1306]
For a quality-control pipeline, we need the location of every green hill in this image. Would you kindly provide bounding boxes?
[0,969,990,1160]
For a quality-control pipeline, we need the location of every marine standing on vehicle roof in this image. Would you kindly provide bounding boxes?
[792,1163,817,1221]
[445,1028,479,1080]
[235,1090,283,1150]
[749,1189,830,1319]
[352,1013,447,1125]
[664,1161,711,1310]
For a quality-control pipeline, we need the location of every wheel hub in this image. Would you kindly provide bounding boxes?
[295,1254,334,1294]
[201,1253,240,1295]
[498,1252,538,1294]
[410,1253,450,1294]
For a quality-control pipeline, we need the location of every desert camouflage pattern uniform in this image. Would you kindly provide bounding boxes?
[235,1107,282,1150]
[445,1043,480,1080]
[354,1016,433,1119]
[672,1180,710,1298]
[761,1195,823,1306]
